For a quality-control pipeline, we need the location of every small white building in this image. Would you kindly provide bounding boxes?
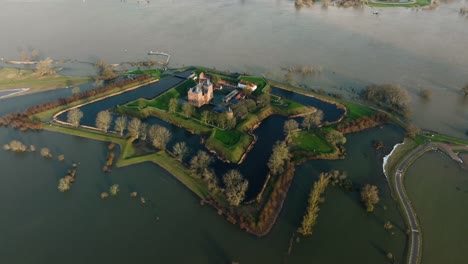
[238,81,257,91]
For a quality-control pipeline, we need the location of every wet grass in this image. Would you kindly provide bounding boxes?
[292,130,334,154]
[0,68,88,93]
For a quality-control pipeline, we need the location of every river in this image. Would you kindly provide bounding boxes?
[1,0,467,263]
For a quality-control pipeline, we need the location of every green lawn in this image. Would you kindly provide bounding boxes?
[368,0,431,7]
[206,129,253,163]
[271,98,311,116]
[0,68,89,94]
[292,130,334,154]
[145,79,196,110]
[342,101,377,120]
[126,69,162,78]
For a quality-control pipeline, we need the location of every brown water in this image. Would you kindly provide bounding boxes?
[1,0,467,263]
[0,0,467,138]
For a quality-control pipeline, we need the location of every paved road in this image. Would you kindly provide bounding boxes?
[393,142,468,264]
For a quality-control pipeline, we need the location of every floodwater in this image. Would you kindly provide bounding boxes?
[0,0,467,138]
[1,0,467,263]
[405,152,468,264]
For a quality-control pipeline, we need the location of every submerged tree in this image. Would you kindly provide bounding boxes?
[95,61,117,80]
[58,178,71,192]
[67,108,83,127]
[361,184,380,212]
[95,110,112,133]
[298,173,329,236]
[40,147,53,158]
[35,57,55,77]
[223,170,249,207]
[109,184,120,196]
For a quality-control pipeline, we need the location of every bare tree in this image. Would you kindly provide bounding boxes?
[182,103,194,118]
[67,108,83,127]
[71,86,81,95]
[298,173,329,236]
[19,50,30,61]
[109,184,120,196]
[31,49,40,60]
[168,98,178,113]
[361,184,380,212]
[150,125,171,150]
[139,123,148,141]
[95,61,117,80]
[267,141,290,175]
[325,130,346,145]
[190,150,213,177]
[173,142,189,161]
[35,57,55,77]
[223,170,248,207]
[95,110,112,133]
[283,119,299,137]
[302,110,324,129]
[127,118,141,138]
[114,116,127,136]
[419,88,432,100]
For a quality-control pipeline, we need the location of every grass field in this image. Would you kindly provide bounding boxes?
[143,79,196,110]
[292,130,334,154]
[206,129,253,163]
[342,101,377,120]
[126,69,162,78]
[0,68,89,94]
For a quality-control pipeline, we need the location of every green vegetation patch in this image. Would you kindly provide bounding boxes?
[292,130,334,154]
[271,98,310,116]
[145,79,196,110]
[126,69,162,78]
[421,131,468,146]
[368,0,431,8]
[342,101,377,120]
[206,129,253,163]
[0,68,89,93]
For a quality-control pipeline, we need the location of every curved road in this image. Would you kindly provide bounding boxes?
[393,142,467,264]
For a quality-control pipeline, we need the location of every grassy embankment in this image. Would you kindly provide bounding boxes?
[420,131,468,146]
[33,77,157,122]
[0,68,89,94]
[368,0,431,8]
[43,123,214,200]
